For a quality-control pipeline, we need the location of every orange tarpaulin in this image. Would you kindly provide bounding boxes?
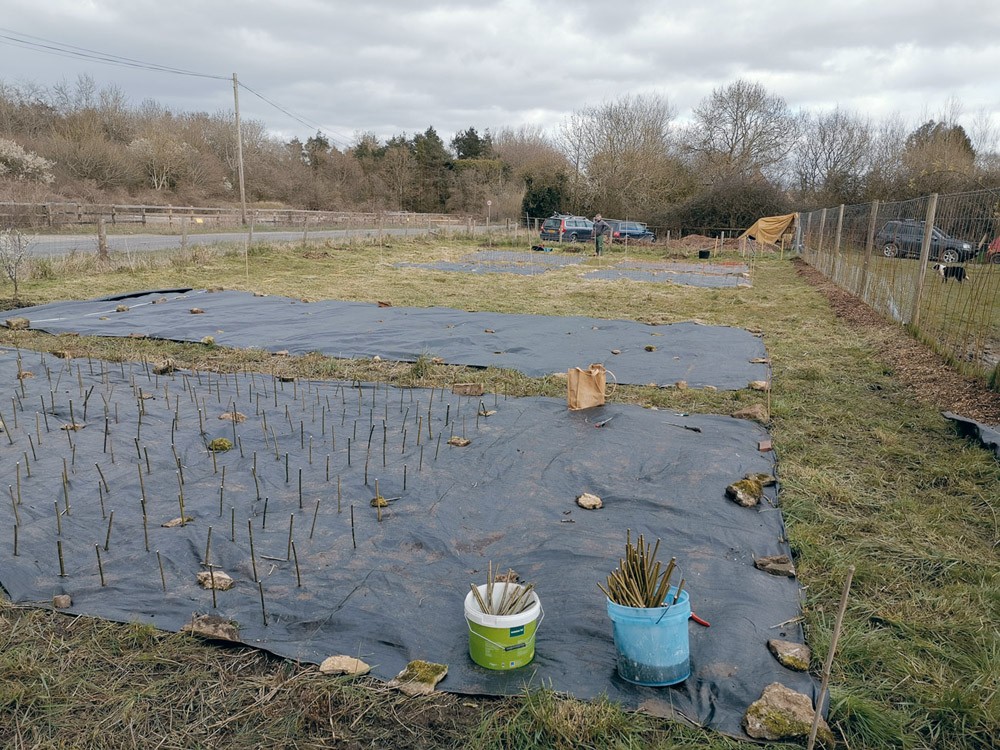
[740,213,797,245]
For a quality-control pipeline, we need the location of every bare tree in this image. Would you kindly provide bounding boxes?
[862,114,907,200]
[492,126,566,176]
[0,226,31,301]
[793,108,873,205]
[380,145,415,211]
[557,94,681,217]
[685,79,798,180]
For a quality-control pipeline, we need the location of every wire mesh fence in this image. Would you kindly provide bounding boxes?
[800,188,1000,383]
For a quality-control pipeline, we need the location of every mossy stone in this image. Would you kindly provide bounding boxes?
[726,477,763,507]
[208,437,233,452]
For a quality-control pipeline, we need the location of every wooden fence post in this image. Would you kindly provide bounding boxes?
[859,200,879,300]
[832,204,845,278]
[804,213,813,260]
[816,209,827,262]
[97,218,109,261]
[911,193,938,328]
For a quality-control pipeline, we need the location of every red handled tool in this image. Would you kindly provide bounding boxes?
[690,613,710,627]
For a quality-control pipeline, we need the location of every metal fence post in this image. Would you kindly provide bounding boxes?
[911,193,938,327]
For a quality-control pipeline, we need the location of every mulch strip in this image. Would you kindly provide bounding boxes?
[796,260,1000,424]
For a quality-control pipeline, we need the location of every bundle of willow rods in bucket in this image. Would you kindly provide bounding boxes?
[598,530,685,608]
[470,561,536,616]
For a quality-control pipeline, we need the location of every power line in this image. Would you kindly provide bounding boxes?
[0,27,228,80]
[237,81,352,149]
[0,26,355,148]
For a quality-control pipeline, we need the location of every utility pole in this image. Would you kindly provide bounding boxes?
[232,73,248,226]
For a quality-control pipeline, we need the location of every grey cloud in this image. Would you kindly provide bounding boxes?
[0,0,997,143]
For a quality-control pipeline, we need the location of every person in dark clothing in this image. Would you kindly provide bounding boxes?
[593,214,611,256]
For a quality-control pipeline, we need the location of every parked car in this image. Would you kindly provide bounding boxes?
[540,214,594,243]
[987,236,1000,264]
[876,220,975,263]
[607,220,656,243]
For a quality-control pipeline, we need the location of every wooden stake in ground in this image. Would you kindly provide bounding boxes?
[8,489,20,527]
[807,565,855,750]
[291,541,302,587]
[248,519,259,582]
[258,581,268,626]
[103,510,114,551]
[95,544,105,586]
[310,499,320,539]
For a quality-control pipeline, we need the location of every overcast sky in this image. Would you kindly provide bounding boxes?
[1,0,998,150]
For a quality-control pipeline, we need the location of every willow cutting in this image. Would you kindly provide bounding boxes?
[598,530,685,608]
[470,561,536,616]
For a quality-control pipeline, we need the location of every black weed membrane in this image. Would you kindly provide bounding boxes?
[397,249,586,275]
[9,289,768,389]
[943,411,1000,460]
[584,261,752,288]
[0,348,814,737]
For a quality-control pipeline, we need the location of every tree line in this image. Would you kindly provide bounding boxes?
[2,74,998,232]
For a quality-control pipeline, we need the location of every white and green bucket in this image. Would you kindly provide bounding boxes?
[464,584,543,670]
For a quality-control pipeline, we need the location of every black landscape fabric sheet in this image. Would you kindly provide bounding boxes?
[943,412,1000,460]
[9,289,767,390]
[0,349,814,739]
[396,261,552,276]
[618,261,751,275]
[584,269,751,288]
[466,250,584,266]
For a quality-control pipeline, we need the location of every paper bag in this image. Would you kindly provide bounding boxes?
[567,363,607,410]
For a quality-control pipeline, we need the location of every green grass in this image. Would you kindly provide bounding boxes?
[812,246,1000,380]
[1,236,998,749]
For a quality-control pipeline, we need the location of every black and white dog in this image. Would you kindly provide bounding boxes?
[932,263,968,283]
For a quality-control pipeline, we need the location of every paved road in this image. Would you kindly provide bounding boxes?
[25,225,486,258]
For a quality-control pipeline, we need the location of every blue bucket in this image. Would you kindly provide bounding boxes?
[606,587,691,686]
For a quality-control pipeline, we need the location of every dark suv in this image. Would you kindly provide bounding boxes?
[876,220,974,263]
[607,220,656,243]
[540,214,594,243]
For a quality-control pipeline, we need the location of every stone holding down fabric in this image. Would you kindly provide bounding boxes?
[9,289,768,390]
[0,349,813,739]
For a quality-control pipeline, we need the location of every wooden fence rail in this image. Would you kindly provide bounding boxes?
[0,202,468,229]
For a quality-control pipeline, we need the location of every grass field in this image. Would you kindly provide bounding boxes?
[811,247,1000,380]
[2,234,998,749]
